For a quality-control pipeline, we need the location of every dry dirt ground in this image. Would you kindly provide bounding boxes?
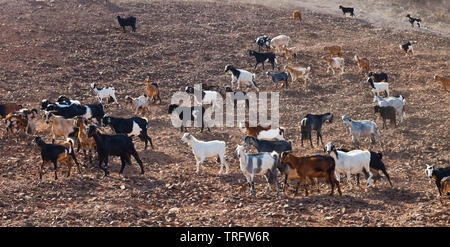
[0,0,449,226]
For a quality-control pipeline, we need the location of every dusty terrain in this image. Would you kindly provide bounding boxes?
[0,0,449,226]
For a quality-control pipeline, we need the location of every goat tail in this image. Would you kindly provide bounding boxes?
[65,138,75,154]
[300,117,308,127]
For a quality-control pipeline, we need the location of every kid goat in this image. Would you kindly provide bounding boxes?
[91,83,119,105]
[181,133,228,175]
[325,142,372,189]
[255,35,271,52]
[367,77,389,97]
[236,145,279,196]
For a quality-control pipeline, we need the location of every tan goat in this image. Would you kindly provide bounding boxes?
[323,46,342,57]
[292,10,302,22]
[145,78,161,103]
[284,65,311,84]
[354,55,370,73]
[434,74,450,91]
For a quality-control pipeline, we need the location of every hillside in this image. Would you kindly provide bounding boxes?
[0,0,448,226]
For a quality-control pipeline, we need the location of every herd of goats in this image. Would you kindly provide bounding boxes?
[0,6,449,203]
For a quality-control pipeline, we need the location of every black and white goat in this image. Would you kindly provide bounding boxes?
[168,104,210,132]
[102,115,154,150]
[87,125,144,176]
[224,65,259,91]
[368,72,388,82]
[339,5,354,17]
[367,77,389,97]
[406,14,421,27]
[255,35,271,52]
[117,15,136,32]
[249,50,276,70]
[91,83,119,105]
[425,165,450,196]
[400,41,414,56]
[45,102,105,125]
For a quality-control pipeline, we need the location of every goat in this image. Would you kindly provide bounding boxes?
[168,104,210,132]
[45,102,105,125]
[440,177,450,202]
[266,71,289,88]
[91,82,119,105]
[279,152,341,196]
[181,133,228,175]
[44,111,79,145]
[255,35,271,52]
[236,145,279,196]
[74,117,96,163]
[354,55,370,73]
[292,10,302,22]
[40,98,78,111]
[249,50,276,70]
[117,15,136,32]
[17,108,38,134]
[425,165,450,196]
[244,135,292,154]
[322,56,345,75]
[406,14,421,27]
[300,112,333,147]
[373,95,406,123]
[323,46,342,57]
[342,115,384,150]
[225,87,249,108]
[185,86,221,105]
[88,125,144,176]
[102,115,154,150]
[338,148,392,187]
[339,5,355,17]
[400,41,413,56]
[4,112,29,140]
[368,71,388,82]
[125,95,150,114]
[33,136,82,180]
[144,78,161,104]
[283,65,311,84]
[281,47,297,60]
[374,105,396,129]
[0,103,23,119]
[239,121,285,141]
[367,77,389,97]
[270,35,291,53]
[325,142,372,189]
[224,64,259,91]
[433,74,450,91]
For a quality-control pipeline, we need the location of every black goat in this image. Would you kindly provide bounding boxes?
[168,104,210,132]
[425,165,450,196]
[406,14,421,27]
[244,135,292,154]
[255,35,271,52]
[102,115,154,150]
[45,103,105,125]
[339,5,354,17]
[33,136,82,180]
[300,113,333,147]
[87,125,144,176]
[266,71,289,88]
[117,15,136,32]
[338,148,393,187]
[249,50,276,70]
[374,105,396,129]
[368,72,388,82]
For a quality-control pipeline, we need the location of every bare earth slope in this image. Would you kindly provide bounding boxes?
[0,0,448,226]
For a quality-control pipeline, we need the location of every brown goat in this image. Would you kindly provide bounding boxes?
[434,75,450,91]
[145,78,161,104]
[292,10,302,22]
[0,103,23,119]
[4,112,28,140]
[74,117,96,163]
[354,55,370,73]
[281,47,297,60]
[240,121,271,137]
[279,152,341,196]
[323,46,342,57]
[440,176,450,203]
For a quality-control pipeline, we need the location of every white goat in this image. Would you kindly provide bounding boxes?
[367,78,389,96]
[373,95,406,122]
[270,35,291,53]
[322,56,345,75]
[181,133,228,175]
[224,65,259,91]
[325,142,372,189]
[236,145,279,196]
[91,83,119,105]
[342,115,384,150]
[125,95,149,114]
